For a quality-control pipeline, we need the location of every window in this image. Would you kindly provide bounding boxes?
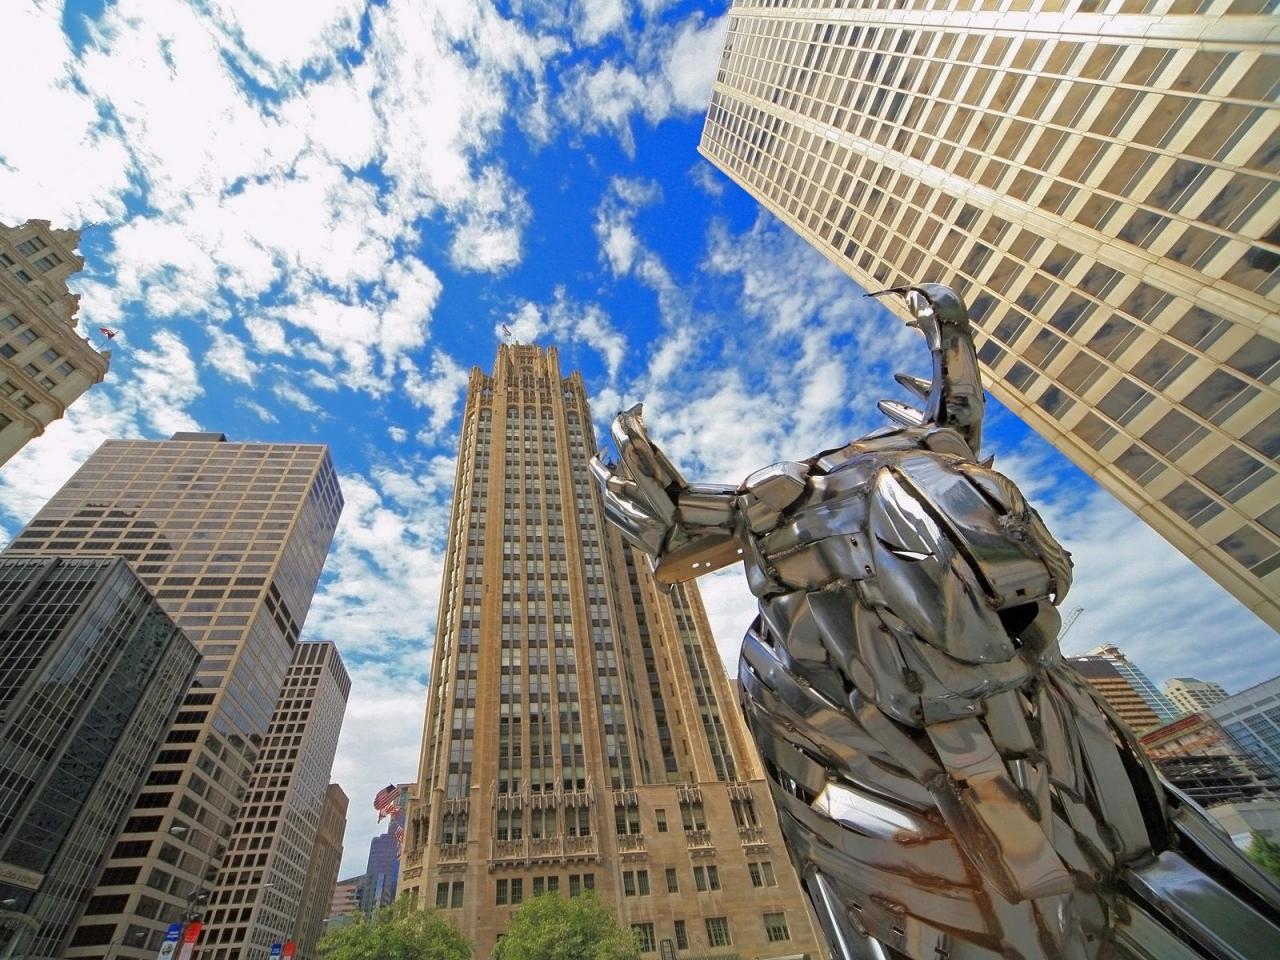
[705,917,731,947]
[436,883,449,908]
[451,881,464,908]
[511,878,523,904]
[693,866,707,892]
[623,871,637,897]
[655,809,667,833]
[665,867,678,893]
[748,861,777,887]
[674,920,688,950]
[569,875,580,897]
[631,923,656,952]
[764,912,790,942]
[34,253,62,272]
[637,870,649,895]
[496,879,508,905]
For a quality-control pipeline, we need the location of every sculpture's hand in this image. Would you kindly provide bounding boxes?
[591,404,742,584]
[589,404,681,558]
[870,284,985,456]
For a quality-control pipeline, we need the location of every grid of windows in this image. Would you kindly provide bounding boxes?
[0,221,107,467]
[4,436,342,959]
[700,1,1280,629]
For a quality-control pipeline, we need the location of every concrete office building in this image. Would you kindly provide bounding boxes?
[201,641,350,960]
[1166,676,1230,715]
[0,220,109,466]
[0,558,199,959]
[1086,643,1180,724]
[399,345,820,958]
[295,784,347,960]
[700,1,1280,629]
[1067,655,1161,733]
[327,877,362,923]
[2,432,342,959]
[1209,675,1280,781]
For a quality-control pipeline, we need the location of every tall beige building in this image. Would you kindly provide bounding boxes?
[400,345,820,959]
[1166,676,1230,714]
[201,640,350,960]
[699,1,1280,629]
[2,432,343,960]
[295,784,347,960]
[0,220,109,465]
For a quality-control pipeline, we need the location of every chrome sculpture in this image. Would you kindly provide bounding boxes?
[591,284,1280,960]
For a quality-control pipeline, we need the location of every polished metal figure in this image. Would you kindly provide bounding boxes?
[591,284,1280,960]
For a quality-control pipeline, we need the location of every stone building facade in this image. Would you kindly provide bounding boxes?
[400,345,821,959]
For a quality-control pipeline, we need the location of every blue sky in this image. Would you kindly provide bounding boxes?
[2,0,1274,879]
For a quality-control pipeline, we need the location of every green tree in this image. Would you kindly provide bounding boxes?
[318,899,471,960]
[493,892,640,960]
[1248,831,1280,883]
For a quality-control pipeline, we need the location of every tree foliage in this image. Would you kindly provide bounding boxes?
[318,900,471,960]
[1248,831,1280,882]
[493,893,640,960]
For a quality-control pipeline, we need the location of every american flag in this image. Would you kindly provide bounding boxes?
[373,784,400,821]
[394,823,405,850]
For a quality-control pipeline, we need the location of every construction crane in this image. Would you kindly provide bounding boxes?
[1059,606,1085,642]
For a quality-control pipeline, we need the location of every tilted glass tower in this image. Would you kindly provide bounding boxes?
[400,345,820,958]
[699,0,1280,629]
[2,432,342,960]
[0,558,199,959]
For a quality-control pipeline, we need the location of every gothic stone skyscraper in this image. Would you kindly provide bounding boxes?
[699,1,1280,629]
[2,432,342,960]
[400,346,820,959]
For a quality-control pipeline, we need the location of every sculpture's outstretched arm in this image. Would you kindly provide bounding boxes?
[589,404,741,584]
[873,284,984,456]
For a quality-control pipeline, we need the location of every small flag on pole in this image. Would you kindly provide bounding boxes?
[394,823,405,851]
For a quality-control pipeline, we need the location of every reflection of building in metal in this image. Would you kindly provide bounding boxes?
[295,785,347,960]
[1209,675,1280,781]
[699,2,1280,629]
[0,558,198,960]
[201,642,350,960]
[0,220,110,466]
[1150,754,1278,807]
[1067,654,1160,733]
[1085,644,1179,724]
[4,432,343,960]
[398,345,820,958]
[1165,677,1230,716]
[1207,798,1280,848]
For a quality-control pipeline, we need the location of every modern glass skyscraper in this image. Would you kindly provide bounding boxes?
[0,558,199,960]
[2,432,343,960]
[1209,674,1280,781]
[699,1,1280,629]
[400,345,820,958]
[200,640,349,960]
[1086,643,1181,724]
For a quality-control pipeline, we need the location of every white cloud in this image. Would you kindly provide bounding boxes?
[689,160,724,197]
[271,379,324,416]
[207,328,261,386]
[402,352,471,440]
[235,397,279,423]
[558,12,726,154]
[0,4,133,225]
[207,0,364,72]
[575,0,628,46]
[502,288,629,381]
[388,426,408,443]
